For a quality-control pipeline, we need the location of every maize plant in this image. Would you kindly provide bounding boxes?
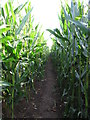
[47,0,90,118]
[0,0,49,118]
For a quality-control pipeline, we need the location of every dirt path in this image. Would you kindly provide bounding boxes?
[36,57,60,118]
[14,57,62,118]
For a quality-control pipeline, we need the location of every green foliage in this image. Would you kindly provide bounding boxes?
[0,0,49,118]
[15,8,33,35]
[47,0,89,118]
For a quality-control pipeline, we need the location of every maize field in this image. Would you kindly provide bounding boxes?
[0,0,90,119]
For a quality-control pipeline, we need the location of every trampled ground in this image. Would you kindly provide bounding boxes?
[14,57,63,118]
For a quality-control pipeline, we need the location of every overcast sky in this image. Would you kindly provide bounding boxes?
[31,0,61,39]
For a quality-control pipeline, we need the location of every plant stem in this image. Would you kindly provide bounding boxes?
[12,72,15,119]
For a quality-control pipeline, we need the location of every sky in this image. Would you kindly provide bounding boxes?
[31,0,61,40]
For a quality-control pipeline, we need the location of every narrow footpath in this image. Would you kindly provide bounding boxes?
[15,57,62,118]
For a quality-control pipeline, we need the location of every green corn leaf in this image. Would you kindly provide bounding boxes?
[14,2,28,14]
[5,43,14,53]
[0,36,13,43]
[78,0,83,17]
[75,70,85,93]
[15,64,20,82]
[30,32,39,51]
[81,67,87,80]
[3,56,16,62]
[80,41,88,57]
[16,41,22,54]
[4,3,10,24]
[75,16,82,20]
[15,8,33,35]
[69,20,89,34]
[75,70,80,80]
[35,24,39,30]
[62,89,68,97]
[2,62,8,70]
[47,29,70,43]
[63,8,89,34]
[14,5,23,14]
[1,8,5,18]
[16,71,29,85]
[0,27,10,34]
[54,28,61,35]
[82,49,88,58]
[66,3,72,18]
[47,29,61,38]
[54,28,69,42]
[0,81,12,87]
[8,1,16,24]
[4,3,9,17]
[56,39,65,49]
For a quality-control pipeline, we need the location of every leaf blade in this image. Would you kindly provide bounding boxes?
[15,8,33,35]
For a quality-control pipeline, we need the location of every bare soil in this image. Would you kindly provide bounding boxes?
[3,57,63,118]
